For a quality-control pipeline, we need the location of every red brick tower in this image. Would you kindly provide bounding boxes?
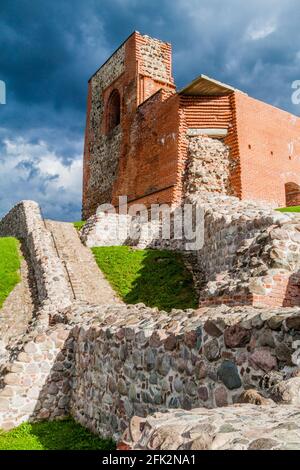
[82,32,175,219]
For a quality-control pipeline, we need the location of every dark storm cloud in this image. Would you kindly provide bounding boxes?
[0,0,299,220]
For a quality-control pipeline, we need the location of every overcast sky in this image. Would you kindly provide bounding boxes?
[0,0,299,221]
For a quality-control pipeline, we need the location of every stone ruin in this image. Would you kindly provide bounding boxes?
[1,198,300,449]
[81,190,300,310]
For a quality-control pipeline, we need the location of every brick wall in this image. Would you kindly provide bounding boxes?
[83,33,300,220]
[179,94,241,200]
[234,91,300,208]
[83,32,176,219]
[112,90,180,208]
[180,95,232,129]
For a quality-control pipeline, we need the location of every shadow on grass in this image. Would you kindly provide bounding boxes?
[0,419,115,450]
[92,246,198,312]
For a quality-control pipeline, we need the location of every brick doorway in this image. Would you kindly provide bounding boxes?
[285,182,300,207]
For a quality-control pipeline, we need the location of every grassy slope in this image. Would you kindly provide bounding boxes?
[73,221,86,231]
[0,237,21,308]
[92,246,198,311]
[0,419,115,450]
[277,206,300,213]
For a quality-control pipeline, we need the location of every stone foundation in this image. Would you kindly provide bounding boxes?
[2,301,300,439]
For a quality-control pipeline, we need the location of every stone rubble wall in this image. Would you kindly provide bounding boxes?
[2,199,300,441]
[2,302,300,438]
[121,404,300,450]
[83,43,125,219]
[0,323,73,430]
[0,201,72,312]
[69,304,300,440]
[93,44,125,92]
[139,35,172,84]
[181,136,300,307]
[193,195,300,307]
[184,136,233,196]
[182,136,300,306]
[80,192,300,307]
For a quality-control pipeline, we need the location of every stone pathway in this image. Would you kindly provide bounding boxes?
[45,220,121,305]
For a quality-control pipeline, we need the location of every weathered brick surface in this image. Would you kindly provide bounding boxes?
[83,33,300,218]
[112,90,179,209]
[83,32,176,219]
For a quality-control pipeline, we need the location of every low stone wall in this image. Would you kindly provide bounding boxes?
[0,323,72,429]
[2,198,300,443]
[194,195,300,308]
[80,194,300,308]
[0,201,72,312]
[80,210,186,250]
[69,304,300,439]
[182,142,300,306]
[1,302,300,437]
[80,212,134,248]
[121,404,300,450]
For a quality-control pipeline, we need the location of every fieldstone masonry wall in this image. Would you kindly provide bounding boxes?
[80,192,300,308]
[184,136,233,196]
[139,36,171,83]
[83,44,125,218]
[193,195,300,307]
[122,404,300,450]
[0,201,72,313]
[69,304,300,439]
[2,303,300,437]
[2,199,300,447]
[181,139,300,307]
[0,323,73,429]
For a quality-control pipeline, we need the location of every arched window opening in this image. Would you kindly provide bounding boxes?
[106,89,121,134]
[285,182,300,207]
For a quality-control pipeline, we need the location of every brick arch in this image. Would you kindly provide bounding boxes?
[285,182,300,207]
[106,89,121,134]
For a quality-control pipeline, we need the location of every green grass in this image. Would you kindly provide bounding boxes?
[0,237,21,309]
[0,419,115,450]
[73,221,86,231]
[92,246,198,311]
[276,206,300,213]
